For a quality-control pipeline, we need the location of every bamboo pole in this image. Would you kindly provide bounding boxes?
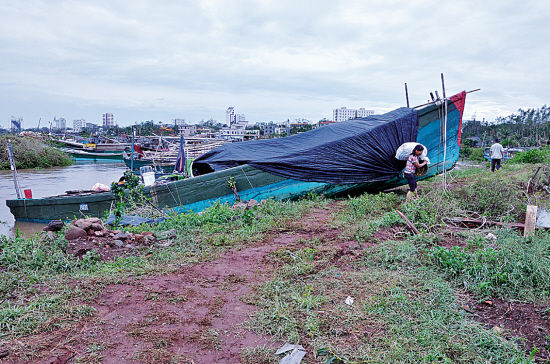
[7,139,22,199]
[404,83,410,108]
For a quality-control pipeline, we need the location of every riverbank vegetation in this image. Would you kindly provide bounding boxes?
[1,163,549,362]
[0,135,72,170]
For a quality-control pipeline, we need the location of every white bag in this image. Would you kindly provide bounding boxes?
[395,142,428,161]
[91,183,111,191]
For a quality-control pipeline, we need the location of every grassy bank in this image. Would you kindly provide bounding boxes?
[1,164,549,362]
[0,135,72,170]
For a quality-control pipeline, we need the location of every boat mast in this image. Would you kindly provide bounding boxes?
[7,139,22,199]
[441,73,448,189]
[130,127,135,171]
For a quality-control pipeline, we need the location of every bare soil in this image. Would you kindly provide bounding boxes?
[471,298,550,361]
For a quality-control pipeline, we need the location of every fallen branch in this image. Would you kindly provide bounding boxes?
[395,210,419,235]
[445,217,525,230]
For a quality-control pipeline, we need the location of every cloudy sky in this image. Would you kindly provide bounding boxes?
[1,0,549,128]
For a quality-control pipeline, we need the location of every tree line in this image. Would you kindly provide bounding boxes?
[462,105,550,147]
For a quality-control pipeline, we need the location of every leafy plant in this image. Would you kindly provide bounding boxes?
[110,171,145,225]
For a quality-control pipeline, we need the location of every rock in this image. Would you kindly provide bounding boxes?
[162,229,177,239]
[46,231,55,240]
[142,231,154,236]
[73,247,92,258]
[89,222,104,231]
[492,326,503,333]
[125,244,135,249]
[94,230,106,237]
[232,202,247,210]
[134,234,144,244]
[157,241,173,247]
[65,225,87,241]
[484,300,493,306]
[114,233,129,241]
[486,233,497,241]
[113,230,122,234]
[74,219,93,231]
[113,239,124,248]
[43,220,64,232]
[87,229,96,236]
[246,199,259,209]
[143,235,155,244]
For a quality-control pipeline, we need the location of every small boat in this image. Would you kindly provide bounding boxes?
[6,90,468,222]
[62,148,124,160]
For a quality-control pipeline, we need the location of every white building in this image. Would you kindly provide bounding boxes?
[102,113,115,128]
[226,107,246,127]
[218,128,259,141]
[54,117,66,131]
[73,119,85,133]
[333,107,374,122]
[10,116,23,132]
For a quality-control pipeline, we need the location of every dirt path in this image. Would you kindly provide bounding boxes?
[5,206,339,364]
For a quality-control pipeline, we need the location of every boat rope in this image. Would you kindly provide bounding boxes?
[240,165,257,192]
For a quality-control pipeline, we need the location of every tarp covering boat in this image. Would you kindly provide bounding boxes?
[193,107,419,184]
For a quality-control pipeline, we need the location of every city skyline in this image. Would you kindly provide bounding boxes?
[1,1,549,129]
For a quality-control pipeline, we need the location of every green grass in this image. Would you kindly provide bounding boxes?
[246,239,530,362]
[425,230,550,300]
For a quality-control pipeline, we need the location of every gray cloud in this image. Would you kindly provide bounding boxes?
[0,0,548,127]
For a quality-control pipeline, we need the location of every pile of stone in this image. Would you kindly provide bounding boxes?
[42,218,163,259]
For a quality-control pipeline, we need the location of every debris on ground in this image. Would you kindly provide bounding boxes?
[345,296,354,306]
[486,233,497,241]
[276,343,306,364]
[55,218,162,260]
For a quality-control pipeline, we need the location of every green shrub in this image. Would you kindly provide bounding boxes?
[455,175,524,220]
[510,147,550,164]
[468,148,485,162]
[0,135,72,170]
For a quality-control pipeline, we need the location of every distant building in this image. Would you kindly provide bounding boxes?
[226,107,246,127]
[85,122,99,131]
[218,128,259,141]
[179,124,197,137]
[260,122,285,135]
[54,117,66,131]
[10,116,23,132]
[318,120,337,127]
[73,119,85,133]
[102,113,115,128]
[333,107,374,122]
[173,118,186,127]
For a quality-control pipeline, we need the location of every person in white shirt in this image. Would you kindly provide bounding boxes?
[489,138,504,172]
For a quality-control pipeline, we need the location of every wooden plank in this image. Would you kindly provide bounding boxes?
[396,210,419,235]
[524,205,538,237]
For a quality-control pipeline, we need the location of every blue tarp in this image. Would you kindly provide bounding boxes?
[193,107,419,184]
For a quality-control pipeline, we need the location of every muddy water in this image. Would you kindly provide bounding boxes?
[0,161,126,237]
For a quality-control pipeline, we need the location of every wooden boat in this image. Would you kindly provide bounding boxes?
[6,91,467,222]
[62,148,124,160]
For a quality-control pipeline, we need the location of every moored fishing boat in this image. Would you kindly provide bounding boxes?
[62,148,124,160]
[6,90,467,222]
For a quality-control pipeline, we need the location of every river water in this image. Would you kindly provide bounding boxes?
[0,161,126,237]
